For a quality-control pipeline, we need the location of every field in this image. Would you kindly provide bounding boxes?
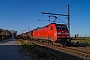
[18,39,83,60]
[71,37,90,44]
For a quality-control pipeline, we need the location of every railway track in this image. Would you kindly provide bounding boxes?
[62,47,90,60]
[23,39,90,60]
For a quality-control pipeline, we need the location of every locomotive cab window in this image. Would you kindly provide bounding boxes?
[56,25,67,30]
[50,26,53,30]
[62,26,67,30]
[56,26,61,30]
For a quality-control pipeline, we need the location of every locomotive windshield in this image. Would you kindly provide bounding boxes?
[56,25,68,30]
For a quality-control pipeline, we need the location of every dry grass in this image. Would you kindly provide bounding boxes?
[72,37,90,44]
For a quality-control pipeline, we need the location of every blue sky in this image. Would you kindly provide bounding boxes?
[0,0,90,37]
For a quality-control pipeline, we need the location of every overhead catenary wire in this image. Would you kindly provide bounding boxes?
[58,1,90,19]
[70,0,79,5]
[57,17,78,35]
[71,3,90,12]
[37,0,89,33]
[59,0,80,13]
[50,0,79,13]
[49,0,69,12]
[57,18,67,24]
[70,23,78,34]
[54,6,67,13]
[71,9,90,17]
[50,0,80,16]
[63,2,90,15]
[69,0,90,17]
[38,0,80,22]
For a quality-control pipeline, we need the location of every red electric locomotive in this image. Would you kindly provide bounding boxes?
[33,23,71,44]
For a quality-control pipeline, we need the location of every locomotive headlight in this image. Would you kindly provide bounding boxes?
[67,36,69,37]
[65,32,69,34]
[58,32,61,34]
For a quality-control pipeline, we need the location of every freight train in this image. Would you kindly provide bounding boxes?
[0,29,17,40]
[18,23,71,46]
[0,29,12,40]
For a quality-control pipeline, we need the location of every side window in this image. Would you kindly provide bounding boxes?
[50,26,53,30]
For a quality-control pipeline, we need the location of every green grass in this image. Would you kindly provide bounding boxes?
[18,39,82,60]
[72,37,90,44]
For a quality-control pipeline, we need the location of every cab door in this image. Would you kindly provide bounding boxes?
[48,26,54,41]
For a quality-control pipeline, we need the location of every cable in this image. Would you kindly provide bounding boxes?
[70,0,79,5]
[57,18,67,24]
[54,6,67,13]
[38,0,80,22]
[49,0,69,12]
[57,18,78,35]
[71,9,90,17]
[71,3,89,12]
[58,0,80,12]
[52,0,80,13]
[63,3,90,15]
[40,0,80,17]
[70,23,78,34]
